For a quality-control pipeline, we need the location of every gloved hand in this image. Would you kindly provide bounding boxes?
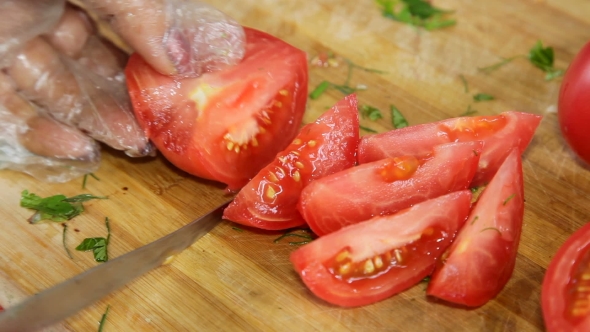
[0,0,245,182]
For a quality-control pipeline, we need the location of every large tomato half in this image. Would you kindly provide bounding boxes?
[223,94,359,230]
[558,41,590,165]
[298,140,482,236]
[125,28,308,190]
[427,149,525,307]
[542,222,590,332]
[290,190,472,307]
[358,111,541,186]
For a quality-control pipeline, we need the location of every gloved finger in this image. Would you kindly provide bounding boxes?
[0,0,65,68]
[6,37,153,157]
[82,0,246,77]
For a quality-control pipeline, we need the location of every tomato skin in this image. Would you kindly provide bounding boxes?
[358,111,541,186]
[222,94,359,230]
[299,140,482,236]
[290,190,472,307]
[558,41,590,165]
[542,222,590,332]
[427,149,524,307]
[125,27,308,190]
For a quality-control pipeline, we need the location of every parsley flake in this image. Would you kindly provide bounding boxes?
[20,190,106,224]
[309,81,331,100]
[274,229,315,246]
[359,105,384,121]
[360,125,378,133]
[376,0,456,30]
[76,217,111,263]
[473,93,495,102]
[503,193,516,205]
[82,173,100,189]
[459,74,469,93]
[62,224,73,259]
[98,305,110,332]
[528,40,564,80]
[460,104,477,116]
[391,105,409,129]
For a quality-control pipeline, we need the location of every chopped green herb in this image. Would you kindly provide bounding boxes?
[231,226,244,232]
[82,173,100,189]
[310,81,331,100]
[274,229,314,246]
[473,93,495,102]
[460,104,477,116]
[390,105,409,129]
[473,149,479,156]
[503,193,516,206]
[470,216,479,225]
[422,276,431,282]
[376,0,456,30]
[478,56,520,74]
[360,125,378,133]
[62,224,73,259]
[470,187,479,194]
[359,105,383,121]
[76,217,111,263]
[98,305,110,332]
[528,40,564,80]
[20,190,107,223]
[459,74,469,93]
[480,227,502,235]
[332,84,357,95]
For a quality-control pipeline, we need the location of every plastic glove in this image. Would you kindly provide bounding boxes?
[0,0,246,182]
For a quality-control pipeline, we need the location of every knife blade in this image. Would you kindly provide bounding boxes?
[0,200,230,332]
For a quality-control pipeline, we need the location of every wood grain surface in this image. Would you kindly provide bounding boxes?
[1,0,590,331]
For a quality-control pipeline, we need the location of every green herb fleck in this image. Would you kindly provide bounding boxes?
[332,84,357,95]
[376,0,456,30]
[274,229,314,246]
[98,305,110,332]
[503,193,516,206]
[470,216,479,225]
[82,173,100,189]
[231,226,244,232]
[459,74,469,93]
[391,105,408,129]
[473,93,495,102]
[360,125,378,133]
[478,56,520,74]
[62,224,73,259]
[470,187,479,194]
[20,190,106,224]
[76,217,111,263]
[480,227,502,235]
[528,40,564,80]
[422,276,431,283]
[310,81,331,100]
[359,105,383,121]
[460,104,477,116]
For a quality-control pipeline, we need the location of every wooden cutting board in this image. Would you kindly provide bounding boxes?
[1,0,590,330]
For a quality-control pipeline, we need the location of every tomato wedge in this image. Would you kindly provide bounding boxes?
[298,140,482,236]
[427,149,524,307]
[125,27,308,190]
[223,94,359,230]
[542,222,590,332]
[358,111,541,186]
[290,190,472,307]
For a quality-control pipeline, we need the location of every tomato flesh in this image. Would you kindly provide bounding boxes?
[222,94,359,230]
[298,140,482,236]
[558,41,590,165]
[125,27,308,190]
[290,190,472,307]
[427,149,525,307]
[543,222,590,332]
[358,111,541,186]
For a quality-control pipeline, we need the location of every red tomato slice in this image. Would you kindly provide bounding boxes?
[290,190,472,307]
[358,111,541,187]
[426,149,524,307]
[298,140,483,236]
[542,222,590,332]
[125,27,308,191]
[558,41,590,165]
[222,94,360,230]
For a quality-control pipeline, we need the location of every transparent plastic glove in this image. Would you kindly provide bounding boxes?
[82,0,246,77]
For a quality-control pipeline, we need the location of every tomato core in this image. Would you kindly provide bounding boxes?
[566,242,590,322]
[377,156,421,182]
[442,115,508,141]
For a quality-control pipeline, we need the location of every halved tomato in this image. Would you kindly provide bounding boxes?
[223,94,359,230]
[426,148,525,307]
[290,190,472,307]
[542,222,590,332]
[125,27,308,191]
[358,111,541,186]
[298,140,482,236]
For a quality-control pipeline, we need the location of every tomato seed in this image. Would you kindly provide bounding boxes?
[295,162,305,169]
[292,171,301,182]
[279,89,289,96]
[308,140,317,147]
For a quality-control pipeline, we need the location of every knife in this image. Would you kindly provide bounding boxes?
[0,200,230,332]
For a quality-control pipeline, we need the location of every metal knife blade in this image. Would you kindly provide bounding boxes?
[0,200,230,332]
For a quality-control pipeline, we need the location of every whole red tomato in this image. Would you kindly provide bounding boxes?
[558,41,590,165]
